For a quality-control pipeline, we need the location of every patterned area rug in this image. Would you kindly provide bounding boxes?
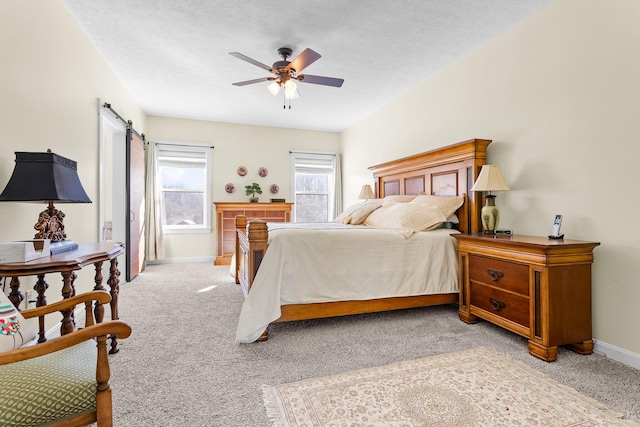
[263,347,638,426]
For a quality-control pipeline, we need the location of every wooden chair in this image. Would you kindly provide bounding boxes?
[0,291,131,426]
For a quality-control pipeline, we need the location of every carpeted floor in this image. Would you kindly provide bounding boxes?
[107,262,640,426]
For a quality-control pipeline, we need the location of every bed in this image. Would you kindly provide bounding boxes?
[234,138,491,342]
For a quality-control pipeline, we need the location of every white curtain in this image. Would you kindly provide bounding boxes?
[144,141,165,261]
[332,154,342,218]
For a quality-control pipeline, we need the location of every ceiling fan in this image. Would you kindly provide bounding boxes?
[229,47,344,108]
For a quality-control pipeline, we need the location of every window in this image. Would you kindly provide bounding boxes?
[157,143,212,233]
[290,151,341,222]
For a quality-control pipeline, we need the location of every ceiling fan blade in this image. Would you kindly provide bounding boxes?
[229,52,273,72]
[288,48,321,73]
[298,74,344,87]
[232,77,274,86]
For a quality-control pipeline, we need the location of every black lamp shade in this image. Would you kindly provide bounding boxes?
[0,152,92,203]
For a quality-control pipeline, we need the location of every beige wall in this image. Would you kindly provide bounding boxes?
[146,116,340,259]
[342,0,640,357]
[0,1,145,297]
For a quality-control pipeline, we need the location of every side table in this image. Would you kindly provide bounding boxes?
[0,242,124,353]
[453,233,600,362]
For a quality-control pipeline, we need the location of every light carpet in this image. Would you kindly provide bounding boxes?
[263,346,637,426]
[103,263,640,425]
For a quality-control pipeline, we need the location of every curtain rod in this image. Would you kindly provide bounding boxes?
[289,150,338,156]
[152,141,214,149]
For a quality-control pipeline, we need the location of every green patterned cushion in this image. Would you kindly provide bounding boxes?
[0,340,97,426]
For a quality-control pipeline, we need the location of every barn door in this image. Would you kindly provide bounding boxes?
[126,127,146,281]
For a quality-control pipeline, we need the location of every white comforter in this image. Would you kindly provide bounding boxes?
[235,223,459,343]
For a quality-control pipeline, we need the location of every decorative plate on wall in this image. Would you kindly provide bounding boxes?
[270,184,279,194]
[258,167,268,177]
[237,166,247,176]
[225,183,235,193]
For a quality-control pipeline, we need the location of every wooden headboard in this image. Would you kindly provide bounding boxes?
[368,138,491,234]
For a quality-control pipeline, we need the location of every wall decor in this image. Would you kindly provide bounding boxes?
[225,183,235,193]
[270,184,279,194]
[237,166,248,176]
[258,167,268,177]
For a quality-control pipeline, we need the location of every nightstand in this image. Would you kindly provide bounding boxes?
[453,233,600,362]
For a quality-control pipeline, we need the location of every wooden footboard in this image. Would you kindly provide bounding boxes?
[235,215,267,298]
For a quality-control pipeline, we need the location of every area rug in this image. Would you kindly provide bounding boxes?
[263,347,637,426]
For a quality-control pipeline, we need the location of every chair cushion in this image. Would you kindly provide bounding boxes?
[0,340,97,426]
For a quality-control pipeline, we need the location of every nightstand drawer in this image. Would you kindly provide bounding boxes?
[469,255,529,296]
[470,282,530,328]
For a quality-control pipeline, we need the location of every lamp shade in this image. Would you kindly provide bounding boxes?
[470,165,510,192]
[283,80,299,100]
[0,151,91,203]
[358,184,375,200]
[267,81,281,96]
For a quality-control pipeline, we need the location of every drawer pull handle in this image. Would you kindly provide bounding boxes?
[489,297,507,312]
[487,269,504,281]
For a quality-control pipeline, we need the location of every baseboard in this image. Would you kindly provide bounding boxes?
[147,256,215,265]
[593,339,640,370]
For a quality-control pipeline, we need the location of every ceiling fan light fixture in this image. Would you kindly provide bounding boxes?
[284,80,298,99]
[230,47,343,108]
[285,88,300,100]
[284,79,297,91]
[267,81,281,96]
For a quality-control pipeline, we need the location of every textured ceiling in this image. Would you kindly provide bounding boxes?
[62,0,553,132]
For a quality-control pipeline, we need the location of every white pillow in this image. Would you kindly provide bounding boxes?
[0,291,36,352]
[410,194,464,218]
[382,195,417,204]
[333,200,383,224]
[333,202,364,223]
[364,203,447,238]
[349,203,383,224]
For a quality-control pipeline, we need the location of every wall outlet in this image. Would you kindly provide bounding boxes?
[103,221,113,241]
[24,289,38,310]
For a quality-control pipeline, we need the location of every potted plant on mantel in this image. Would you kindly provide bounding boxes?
[245,182,262,202]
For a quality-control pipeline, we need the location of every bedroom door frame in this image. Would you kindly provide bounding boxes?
[98,99,128,280]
